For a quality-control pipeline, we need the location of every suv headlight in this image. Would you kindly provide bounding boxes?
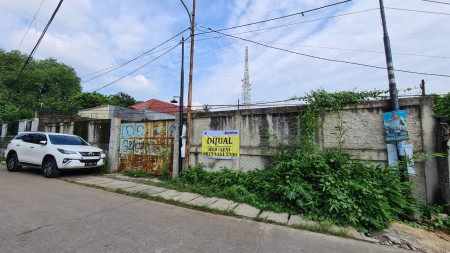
[57,148,77,155]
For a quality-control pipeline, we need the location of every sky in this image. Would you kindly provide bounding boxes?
[1,0,449,110]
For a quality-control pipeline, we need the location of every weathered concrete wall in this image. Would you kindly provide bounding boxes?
[447,140,450,211]
[189,96,443,205]
[37,111,111,153]
[78,105,111,119]
[78,105,175,121]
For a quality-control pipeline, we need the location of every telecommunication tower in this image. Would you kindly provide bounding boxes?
[242,47,251,109]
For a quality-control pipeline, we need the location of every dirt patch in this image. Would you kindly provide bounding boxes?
[371,222,450,253]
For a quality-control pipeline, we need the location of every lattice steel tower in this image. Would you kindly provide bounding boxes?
[242,46,251,109]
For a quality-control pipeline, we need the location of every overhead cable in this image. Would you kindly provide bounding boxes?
[385,7,450,16]
[18,0,45,50]
[92,42,180,92]
[81,27,189,82]
[195,0,353,36]
[251,41,450,59]
[16,0,64,83]
[200,25,450,78]
[419,0,450,5]
[195,8,378,40]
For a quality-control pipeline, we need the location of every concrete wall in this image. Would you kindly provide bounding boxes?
[78,105,175,121]
[0,119,39,158]
[188,96,445,205]
[37,111,111,153]
[447,140,450,211]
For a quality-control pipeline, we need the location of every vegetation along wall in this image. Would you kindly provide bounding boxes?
[189,96,446,205]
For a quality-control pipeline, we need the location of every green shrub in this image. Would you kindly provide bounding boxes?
[175,89,420,231]
[180,151,418,231]
[434,93,450,123]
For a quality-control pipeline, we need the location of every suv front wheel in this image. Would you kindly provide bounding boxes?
[42,158,60,178]
[6,153,22,172]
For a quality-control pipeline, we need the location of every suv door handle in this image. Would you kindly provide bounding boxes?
[16,144,20,146]
[30,147,35,148]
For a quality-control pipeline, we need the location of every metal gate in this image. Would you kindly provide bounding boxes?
[119,120,175,175]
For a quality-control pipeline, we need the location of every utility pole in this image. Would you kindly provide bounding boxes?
[420,79,425,96]
[184,0,196,171]
[379,0,408,182]
[178,35,185,175]
[242,47,251,109]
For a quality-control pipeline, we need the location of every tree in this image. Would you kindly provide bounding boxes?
[66,92,110,113]
[0,49,81,121]
[108,92,138,107]
[434,93,450,123]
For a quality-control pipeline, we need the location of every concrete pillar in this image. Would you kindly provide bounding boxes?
[1,124,7,137]
[172,113,181,178]
[18,120,28,132]
[59,123,64,133]
[88,122,95,143]
[68,122,74,134]
[420,96,439,204]
[108,118,121,172]
[233,110,241,171]
[447,139,450,210]
[31,118,39,131]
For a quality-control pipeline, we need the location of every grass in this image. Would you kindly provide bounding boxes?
[120,170,159,179]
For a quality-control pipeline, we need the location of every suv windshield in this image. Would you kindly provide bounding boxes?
[48,135,88,146]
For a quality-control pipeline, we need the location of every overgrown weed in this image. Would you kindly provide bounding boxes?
[167,89,429,231]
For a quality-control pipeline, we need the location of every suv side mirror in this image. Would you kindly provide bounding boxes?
[39,140,47,145]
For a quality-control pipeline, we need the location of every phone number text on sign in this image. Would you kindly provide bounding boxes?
[202,130,240,160]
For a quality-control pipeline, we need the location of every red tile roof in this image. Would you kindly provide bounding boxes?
[129,99,192,116]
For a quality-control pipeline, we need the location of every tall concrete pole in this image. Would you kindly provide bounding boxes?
[379,0,399,111]
[185,0,196,171]
[178,36,185,175]
[379,0,407,182]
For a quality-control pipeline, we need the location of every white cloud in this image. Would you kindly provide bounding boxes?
[116,74,159,94]
[193,0,450,106]
[1,0,448,106]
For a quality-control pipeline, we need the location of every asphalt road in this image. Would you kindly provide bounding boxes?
[0,165,408,253]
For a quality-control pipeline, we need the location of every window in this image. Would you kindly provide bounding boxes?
[14,133,27,140]
[22,134,46,144]
[21,134,31,142]
[49,135,88,145]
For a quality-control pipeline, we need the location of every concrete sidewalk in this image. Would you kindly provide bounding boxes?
[63,174,368,240]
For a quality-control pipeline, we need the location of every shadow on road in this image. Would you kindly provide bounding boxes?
[4,165,98,178]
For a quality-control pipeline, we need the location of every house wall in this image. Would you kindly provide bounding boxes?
[37,111,111,153]
[78,105,175,121]
[188,96,445,205]
[78,105,110,119]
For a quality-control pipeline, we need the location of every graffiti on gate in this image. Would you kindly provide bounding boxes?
[119,121,175,175]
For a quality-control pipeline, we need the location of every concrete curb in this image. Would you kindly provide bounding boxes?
[66,175,376,243]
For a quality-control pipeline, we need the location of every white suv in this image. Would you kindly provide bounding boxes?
[4,132,106,178]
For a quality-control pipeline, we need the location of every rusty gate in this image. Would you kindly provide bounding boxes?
[119,120,175,175]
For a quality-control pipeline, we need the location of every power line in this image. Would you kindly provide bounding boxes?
[195,7,449,58]
[200,25,450,78]
[385,7,450,16]
[16,0,64,83]
[195,8,378,40]
[81,27,189,82]
[92,42,180,92]
[419,0,450,5]
[18,0,45,50]
[250,41,450,59]
[81,42,180,77]
[195,0,353,36]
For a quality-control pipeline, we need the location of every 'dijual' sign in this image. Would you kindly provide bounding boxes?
[202,130,240,160]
